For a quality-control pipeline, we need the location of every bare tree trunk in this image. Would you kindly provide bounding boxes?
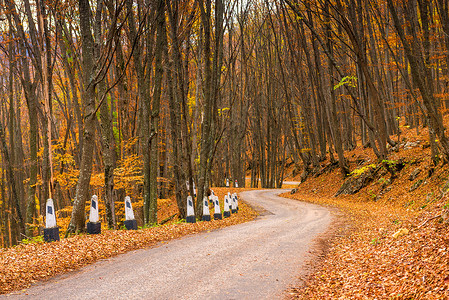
[165,44,187,219]
[98,78,117,229]
[66,0,99,235]
[197,0,216,217]
[149,0,166,224]
[37,0,55,219]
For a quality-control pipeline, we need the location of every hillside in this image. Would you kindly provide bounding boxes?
[283,121,449,298]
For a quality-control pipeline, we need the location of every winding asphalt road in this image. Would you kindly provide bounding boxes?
[4,189,331,299]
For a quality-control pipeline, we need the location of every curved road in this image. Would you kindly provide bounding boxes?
[5,189,331,299]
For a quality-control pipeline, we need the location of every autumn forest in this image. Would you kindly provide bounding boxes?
[0,0,448,247]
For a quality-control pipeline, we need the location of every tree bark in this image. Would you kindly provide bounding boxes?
[149,0,166,224]
[66,0,99,235]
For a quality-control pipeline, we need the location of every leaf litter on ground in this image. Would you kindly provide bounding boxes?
[283,121,449,299]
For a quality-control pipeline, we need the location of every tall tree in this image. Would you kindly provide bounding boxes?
[149,0,166,224]
[66,0,102,234]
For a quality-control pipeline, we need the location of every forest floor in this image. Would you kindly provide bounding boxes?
[0,188,258,294]
[2,125,449,298]
[283,123,449,299]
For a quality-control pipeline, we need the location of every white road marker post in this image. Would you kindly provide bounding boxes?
[202,196,211,221]
[213,196,222,220]
[231,193,237,214]
[87,195,101,234]
[124,196,138,230]
[186,196,196,223]
[44,199,60,242]
[223,195,231,218]
[235,180,238,188]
